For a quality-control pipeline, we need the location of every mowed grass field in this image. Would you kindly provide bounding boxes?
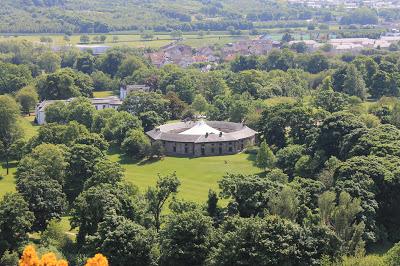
[0,116,38,197]
[1,115,259,203]
[109,151,260,203]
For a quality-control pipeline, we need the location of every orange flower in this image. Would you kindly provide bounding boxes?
[85,254,109,266]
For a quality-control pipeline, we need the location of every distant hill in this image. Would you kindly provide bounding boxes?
[0,0,314,34]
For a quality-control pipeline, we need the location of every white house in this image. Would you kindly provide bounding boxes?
[120,85,150,100]
[35,96,122,125]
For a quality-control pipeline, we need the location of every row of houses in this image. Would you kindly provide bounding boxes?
[147,38,281,68]
[148,34,400,68]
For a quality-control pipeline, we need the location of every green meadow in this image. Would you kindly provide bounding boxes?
[108,151,260,203]
[1,116,260,204]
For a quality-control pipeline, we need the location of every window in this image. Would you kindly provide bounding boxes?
[229,147,233,152]
[211,147,215,153]
[173,146,176,152]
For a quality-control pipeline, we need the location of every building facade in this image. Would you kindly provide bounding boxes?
[146,121,257,157]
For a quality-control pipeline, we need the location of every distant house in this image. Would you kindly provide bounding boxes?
[35,96,122,125]
[120,85,150,100]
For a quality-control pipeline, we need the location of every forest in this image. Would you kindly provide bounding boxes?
[2,36,400,265]
[0,0,388,34]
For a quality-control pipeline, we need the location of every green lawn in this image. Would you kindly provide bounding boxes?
[0,116,38,197]
[93,90,116,98]
[108,152,260,203]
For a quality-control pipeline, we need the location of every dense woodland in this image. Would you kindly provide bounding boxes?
[0,0,391,34]
[3,38,400,265]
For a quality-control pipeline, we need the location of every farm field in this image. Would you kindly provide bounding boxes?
[0,33,254,49]
[0,31,296,49]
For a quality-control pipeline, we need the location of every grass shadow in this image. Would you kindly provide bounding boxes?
[138,157,164,166]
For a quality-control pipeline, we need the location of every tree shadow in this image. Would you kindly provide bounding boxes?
[107,145,163,166]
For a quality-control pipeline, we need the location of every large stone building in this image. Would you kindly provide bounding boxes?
[146,120,257,157]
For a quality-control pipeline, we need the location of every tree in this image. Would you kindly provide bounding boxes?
[0,95,23,175]
[165,92,187,120]
[313,89,350,113]
[76,53,95,74]
[256,141,276,171]
[145,173,180,231]
[16,143,68,185]
[141,32,154,41]
[71,184,140,245]
[140,111,163,132]
[281,32,294,43]
[343,64,368,100]
[218,173,282,217]
[16,86,39,115]
[65,144,104,201]
[67,97,96,128]
[83,159,124,190]
[268,186,299,221]
[191,94,208,114]
[121,129,151,159]
[91,71,118,91]
[210,216,341,265]
[90,215,155,266]
[120,91,171,121]
[276,144,305,178]
[80,35,90,44]
[16,170,68,231]
[0,193,34,254]
[170,30,183,40]
[0,62,32,94]
[117,56,145,79]
[314,112,366,158]
[97,49,126,77]
[318,191,364,255]
[102,111,142,144]
[38,51,61,73]
[36,68,93,100]
[160,210,214,266]
[386,242,400,266]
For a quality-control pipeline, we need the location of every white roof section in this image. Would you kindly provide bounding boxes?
[179,120,221,135]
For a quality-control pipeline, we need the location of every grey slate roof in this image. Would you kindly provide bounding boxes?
[146,121,256,143]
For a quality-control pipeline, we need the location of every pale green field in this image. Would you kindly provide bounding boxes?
[0,33,252,49]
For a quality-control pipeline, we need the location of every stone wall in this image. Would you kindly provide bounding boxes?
[161,136,255,157]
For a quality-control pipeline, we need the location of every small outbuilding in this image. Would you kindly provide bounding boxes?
[146,120,257,157]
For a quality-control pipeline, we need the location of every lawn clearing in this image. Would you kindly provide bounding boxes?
[93,90,116,98]
[0,116,38,198]
[108,152,260,203]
